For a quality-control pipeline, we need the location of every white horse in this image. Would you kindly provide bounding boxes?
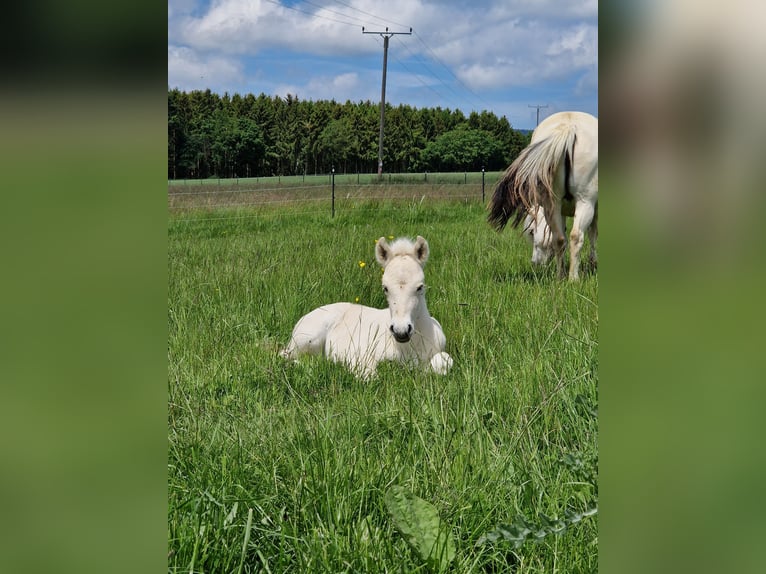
[521,198,597,269]
[280,236,453,379]
[488,111,598,280]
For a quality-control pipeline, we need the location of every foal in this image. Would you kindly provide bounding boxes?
[281,236,453,379]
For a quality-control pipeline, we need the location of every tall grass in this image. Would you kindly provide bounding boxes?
[168,200,597,572]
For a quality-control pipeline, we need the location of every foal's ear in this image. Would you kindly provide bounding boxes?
[413,236,429,265]
[375,237,390,266]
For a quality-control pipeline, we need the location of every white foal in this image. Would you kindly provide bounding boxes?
[281,236,453,379]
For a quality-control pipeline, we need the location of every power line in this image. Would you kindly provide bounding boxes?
[324,2,488,113]
[363,26,412,176]
[259,2,492,116]
[299,0,370,27]
[385,38,461,108]
[261,0,360,27]
[330,0,411,30]
[390,36,465,108]
[369,32,479,113]
[412,31,493,111]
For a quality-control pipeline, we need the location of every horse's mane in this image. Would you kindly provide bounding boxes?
[386,238,418,258]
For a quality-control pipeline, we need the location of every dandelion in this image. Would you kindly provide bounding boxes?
[358,260,366,268]
[388,235,394,239]
[355,296,360,303]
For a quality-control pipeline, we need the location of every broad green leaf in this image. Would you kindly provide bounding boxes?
[384,486,456,571]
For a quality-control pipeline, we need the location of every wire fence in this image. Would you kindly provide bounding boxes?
[168,171,503,221]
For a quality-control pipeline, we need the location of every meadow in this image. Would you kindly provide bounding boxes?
[168,194,598,572]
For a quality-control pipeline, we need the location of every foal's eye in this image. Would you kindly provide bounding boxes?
[417,284,424,292]
[382,286,388,294]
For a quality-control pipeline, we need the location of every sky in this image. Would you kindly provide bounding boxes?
[167,0,597,131]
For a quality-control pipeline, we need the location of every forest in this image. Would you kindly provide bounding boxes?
[168,88,531,180]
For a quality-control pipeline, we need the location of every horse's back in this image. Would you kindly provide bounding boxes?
[536,111,598,199]
[535,111,597,154]
[535,111,597,139]
[326,304,389,356]
[282,302,355,358]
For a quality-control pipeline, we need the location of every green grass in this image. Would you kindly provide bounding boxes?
[168,200,597,573]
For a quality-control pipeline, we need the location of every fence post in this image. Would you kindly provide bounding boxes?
[331,166,335,218]
[482,166,485,203]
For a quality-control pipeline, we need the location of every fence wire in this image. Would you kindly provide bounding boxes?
[168,178,492,223]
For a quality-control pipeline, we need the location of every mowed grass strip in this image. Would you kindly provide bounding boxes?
[168,200,597,573]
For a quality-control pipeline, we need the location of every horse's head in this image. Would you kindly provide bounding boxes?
[523,208,554,265]
[375,236,429,343]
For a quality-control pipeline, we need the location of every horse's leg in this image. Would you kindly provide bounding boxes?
[587,204,598,273]
[543,203,567,279]
[569,200,596,280]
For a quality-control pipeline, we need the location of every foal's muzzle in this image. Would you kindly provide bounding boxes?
[390,324,413,343]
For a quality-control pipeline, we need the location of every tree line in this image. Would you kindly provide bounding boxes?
[168,88,531,180]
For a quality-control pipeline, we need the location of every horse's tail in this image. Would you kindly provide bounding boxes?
[487,123,578,231]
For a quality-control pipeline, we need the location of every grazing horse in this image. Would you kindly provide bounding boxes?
[281,236,453,379]
[488,111,598,280]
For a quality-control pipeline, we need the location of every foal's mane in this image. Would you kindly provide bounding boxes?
[385,237,418,258]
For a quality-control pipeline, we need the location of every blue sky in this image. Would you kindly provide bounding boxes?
[168,0,597,131]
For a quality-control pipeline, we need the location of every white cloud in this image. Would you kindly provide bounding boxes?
[451,20,596,90]
[274,72,370,102]
[332,72,361,92]
[168,45,244,90]
[167,1,598,125]
[173,0,388,56]
[488,0,597,21]
[170,1,596,85]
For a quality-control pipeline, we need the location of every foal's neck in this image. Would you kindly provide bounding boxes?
[412,297,430,323]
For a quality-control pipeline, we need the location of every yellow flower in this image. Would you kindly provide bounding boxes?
[355,297,360,303]
[388,235,394,239]
[358,260,366,268]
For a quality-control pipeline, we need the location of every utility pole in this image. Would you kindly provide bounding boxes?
[529,104,549,126]
[363,26,412,176]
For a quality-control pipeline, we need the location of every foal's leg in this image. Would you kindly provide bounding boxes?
[544,203,567,279]
[281,307,335,359]
[569,200,596,280]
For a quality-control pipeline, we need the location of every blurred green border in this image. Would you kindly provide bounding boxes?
[0,2,167,573]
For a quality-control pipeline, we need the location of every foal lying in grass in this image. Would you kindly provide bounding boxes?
[281,236,453,379]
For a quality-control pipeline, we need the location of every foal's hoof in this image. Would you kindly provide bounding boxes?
[430,352,453,375]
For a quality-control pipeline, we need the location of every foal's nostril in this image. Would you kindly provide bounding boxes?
[390,323,413,343]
